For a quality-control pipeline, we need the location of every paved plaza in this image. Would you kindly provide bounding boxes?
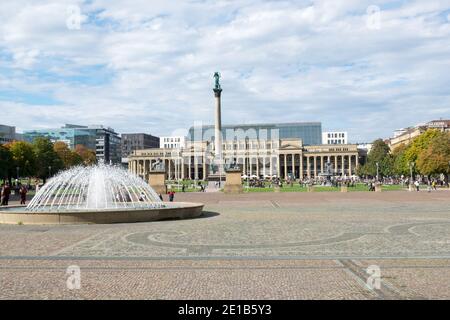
[1,190,450,299]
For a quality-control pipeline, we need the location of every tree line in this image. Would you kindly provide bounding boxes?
[0,137,96,184]
[357,129,450,182]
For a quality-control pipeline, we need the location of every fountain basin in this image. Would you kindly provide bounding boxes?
[0,202,204,225]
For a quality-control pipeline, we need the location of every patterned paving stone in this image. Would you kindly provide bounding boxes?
[0,191,449,299]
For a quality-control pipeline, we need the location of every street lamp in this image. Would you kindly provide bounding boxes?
[375,162,379,182]
[48,166,52,178]
[16,166,20,180]
[409,162,414,191]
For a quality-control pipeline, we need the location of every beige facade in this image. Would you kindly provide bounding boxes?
[389,127,425,151]
[128,138,359,181]
[389,119,450,151]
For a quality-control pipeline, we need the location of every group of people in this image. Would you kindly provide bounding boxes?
[1,182,28,206]
[159,191,175,202]
[179,181,205,192]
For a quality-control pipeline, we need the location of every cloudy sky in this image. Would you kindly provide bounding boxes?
[0,0,449,142]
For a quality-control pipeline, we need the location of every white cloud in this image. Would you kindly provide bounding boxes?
[0,0,449,142]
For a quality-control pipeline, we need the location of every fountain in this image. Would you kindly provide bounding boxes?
[0,165,203,224]
[318,161,334,186]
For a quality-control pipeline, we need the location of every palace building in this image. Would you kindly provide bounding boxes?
[128,125,360,181]
[128,74,361,181]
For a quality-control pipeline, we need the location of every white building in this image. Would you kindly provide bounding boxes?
[322,132,348,145]
[160,136,186,149]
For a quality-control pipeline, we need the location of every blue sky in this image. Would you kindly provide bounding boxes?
[0,0,449,142]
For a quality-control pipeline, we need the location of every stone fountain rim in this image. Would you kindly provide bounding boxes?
[0,202,204,225]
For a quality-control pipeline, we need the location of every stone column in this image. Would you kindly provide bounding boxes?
[256,156,259,177]
[263,156,266,177]
[300,155,303,179]
[277,156,281,178]
[334,155,338,173]
[213,87,223,164]
[181,157,185,179]
[341,156,345,176]
[203,155,206,180]
[348,155,352,176]
[188,156,192,180]
[313,156,317,178]
[307,156,310,178]
[320,156,324,173]
[144,160,148,180]
[269,156,273,176]
[194,156,199,180]
[291,154,295,179]
[284,154,287,179]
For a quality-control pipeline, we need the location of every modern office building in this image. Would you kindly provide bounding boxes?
[160,136,186,149]
[121,133,160,164]
[23,124,122,164]
[322,132,348,145]
[23,124,97,149]
[90,125,121,165]
[187,122,322,146]
[0,124,17,144]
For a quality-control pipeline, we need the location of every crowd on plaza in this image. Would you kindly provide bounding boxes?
[239,174,449,192]
[1,181,30,206]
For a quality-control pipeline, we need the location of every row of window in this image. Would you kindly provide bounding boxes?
[163,143,181,149]
[219,142,280,150]
[327,133,345,138]
[327,139,345,144]
[163,137,182,143]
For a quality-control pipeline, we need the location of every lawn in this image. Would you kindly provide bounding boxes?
[244,183,409,193]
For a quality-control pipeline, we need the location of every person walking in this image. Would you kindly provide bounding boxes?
[414,180,420,192]
[138,191,146,202]
[432,180,437,191]
[19,185,27,205]
[1,183,11,206]
[169,191,175,202]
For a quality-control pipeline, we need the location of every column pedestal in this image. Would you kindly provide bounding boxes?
[223,168,243,194]
[148,170,167,195]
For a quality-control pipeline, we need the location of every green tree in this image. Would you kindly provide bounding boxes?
[33,137,64,180]
[392,143,409,176]
[402,129,441,170]
[75,144,97,165]
[416,131,450,177]
[359,139,393,178]
[8,141,36,178]
[54,141,83,168]
[0,144,13,182]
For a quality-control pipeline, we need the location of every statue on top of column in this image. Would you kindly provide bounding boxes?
[213,72,221,90]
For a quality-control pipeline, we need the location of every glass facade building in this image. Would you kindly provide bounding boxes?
[23,124,122,164]
[23,126,97,150]
[188,122,322,146]
[0,124,17,144]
